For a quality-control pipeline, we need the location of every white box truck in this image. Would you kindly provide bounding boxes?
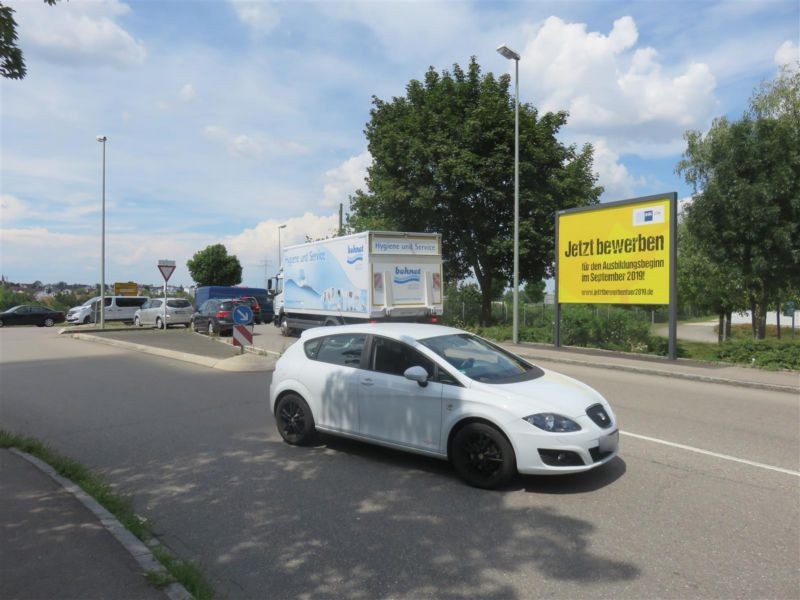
[269,231,444,335]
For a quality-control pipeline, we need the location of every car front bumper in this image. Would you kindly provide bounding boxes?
[508,415,620,475]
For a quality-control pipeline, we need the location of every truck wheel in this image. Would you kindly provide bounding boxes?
[280,316,291,337]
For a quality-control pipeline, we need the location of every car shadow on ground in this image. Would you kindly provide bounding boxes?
[312,432,626,495]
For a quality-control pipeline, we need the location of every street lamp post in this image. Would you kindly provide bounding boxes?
[496,44,521,344]
[277,224,287,270]
[96,135,108,329]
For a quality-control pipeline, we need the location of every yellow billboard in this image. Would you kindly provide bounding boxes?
[557,196,674,305]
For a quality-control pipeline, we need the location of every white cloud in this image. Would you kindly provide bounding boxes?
[203,125,264,159]
[519,16,717,155]
[202,125,310,159]
[591,140,640,200]
[229,0,280,35]
[0,225,207,285]
[0,195,27,226]
[775,41,799,69]
[10,0,146,68]
[224,213,340,281]
[179,84,196,102]
[322,151,371,208]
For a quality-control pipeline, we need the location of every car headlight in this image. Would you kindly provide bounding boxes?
[523,413,581,432]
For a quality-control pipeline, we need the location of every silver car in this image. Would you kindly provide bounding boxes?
[133,298,193,329]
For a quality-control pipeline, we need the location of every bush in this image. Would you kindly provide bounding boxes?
[714,339,800,370]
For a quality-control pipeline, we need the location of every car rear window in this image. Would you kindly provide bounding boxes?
[167,299,192,308]
[219,301,239,310]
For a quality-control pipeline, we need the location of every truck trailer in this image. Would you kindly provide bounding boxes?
[269,231,443,335]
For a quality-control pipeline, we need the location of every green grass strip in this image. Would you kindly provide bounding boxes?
[0,429,214,600]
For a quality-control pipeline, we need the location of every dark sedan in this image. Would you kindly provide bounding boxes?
[0,305,66,327]
[192,299,243,335]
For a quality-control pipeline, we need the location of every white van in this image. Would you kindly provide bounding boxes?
[67,296,148,324]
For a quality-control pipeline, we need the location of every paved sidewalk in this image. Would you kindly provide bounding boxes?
[0,448,167,600]
[500,342,799,393]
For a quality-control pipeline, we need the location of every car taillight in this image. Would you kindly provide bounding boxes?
[216,311,231,318]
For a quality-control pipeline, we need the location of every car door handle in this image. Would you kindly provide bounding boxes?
[361,378,374,386]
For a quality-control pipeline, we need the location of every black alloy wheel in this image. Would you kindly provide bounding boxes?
[275,394,315,445]
[451,423,516,489]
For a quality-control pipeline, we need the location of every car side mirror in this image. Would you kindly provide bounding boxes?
[404,365,429,387]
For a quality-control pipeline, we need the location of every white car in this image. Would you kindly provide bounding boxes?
[133,297,193,329]
[269,323,619,489]
[66,297,100,324]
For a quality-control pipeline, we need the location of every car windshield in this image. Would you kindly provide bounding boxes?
[418,334,543,383]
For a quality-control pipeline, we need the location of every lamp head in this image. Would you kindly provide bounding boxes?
[96,135,107,142]
[496,45,520,61]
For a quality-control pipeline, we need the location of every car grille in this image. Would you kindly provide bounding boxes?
[586,403,612,429]
[589,446,614,463]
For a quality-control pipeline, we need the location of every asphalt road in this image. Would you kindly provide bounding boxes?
[1,327,798,599]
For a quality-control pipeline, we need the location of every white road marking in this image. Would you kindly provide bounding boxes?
[621,431,800,477]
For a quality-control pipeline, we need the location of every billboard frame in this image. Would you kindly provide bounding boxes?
[555,192,678,360]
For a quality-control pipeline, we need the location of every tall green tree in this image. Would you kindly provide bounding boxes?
[0,0,57,79]
[677,222,745,342]
[186,244,243,287]
[677,66,800,339]
[349,58,602,324]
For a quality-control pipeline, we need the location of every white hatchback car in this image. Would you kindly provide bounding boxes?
[269,323,619,489]
[133,297,193,329]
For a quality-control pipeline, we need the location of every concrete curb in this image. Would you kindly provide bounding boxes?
[70,333,275,372]
[10,448,193,600]
[507,349,799,395]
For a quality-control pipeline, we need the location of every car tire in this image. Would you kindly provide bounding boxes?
[207,322,215,335]
[134,316,141,328]
[0,319,4,327]
[280,316,291,337]
[156,317,164,330]
[83,316,91,325]
[44,318,55,327]
[451,423,517,489]
[275,394,316,445]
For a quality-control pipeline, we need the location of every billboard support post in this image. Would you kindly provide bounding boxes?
[668,193,678,360]
[554,210,561,347]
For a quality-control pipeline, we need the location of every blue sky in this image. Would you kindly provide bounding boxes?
[1,0,797,288]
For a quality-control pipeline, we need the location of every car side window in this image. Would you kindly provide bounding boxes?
[314,334,366,368]
[150,299,163,308]
[371,337,435,379]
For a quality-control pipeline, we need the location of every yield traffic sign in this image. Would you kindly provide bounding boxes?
[157,259,176,282]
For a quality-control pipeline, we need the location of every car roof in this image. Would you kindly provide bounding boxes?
[301,322,465,343]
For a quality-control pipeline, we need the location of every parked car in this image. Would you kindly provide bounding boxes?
[192,299,243,335]
[66,296,100,324]
[237,296,262,324]
[134,297,194,329]
[67,296,148,324]
[269,323,619,489]
[0,305,65,327]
